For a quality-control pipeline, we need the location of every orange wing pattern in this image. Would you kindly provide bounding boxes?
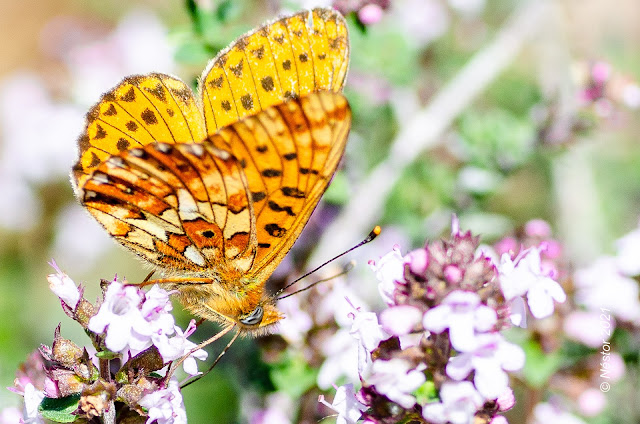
[76,92,351,281]
[72,74,206,188]
[210,91,350,282]
[200,8,349,134]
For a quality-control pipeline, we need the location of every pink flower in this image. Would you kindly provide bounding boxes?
[153,320,207,376]
[524,219,552,238]
[358,4,384,25]
[370,246,405,305]
[574,257,640,322]
[0,407,23,424]
[405,248,429,275]
[47,260,80,310]
[317,329,359,389]
[563,311,612,348]
[446,333,524,399]
[367,359,425,408]
[23,383,45,424]
[379,305,422,336]
[498,247,566,319]
[576,388,606,417]
[422,381,484,424]
[615,225,640,276]
[88,282,177,357]
[138,378,187,424]
[532,402,587,424]
[318,384,366,424]
[423,291,497,352]
[348,304,389,375]
[88,280,146,354]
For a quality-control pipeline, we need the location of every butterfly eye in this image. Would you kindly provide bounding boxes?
[240,306,264,326]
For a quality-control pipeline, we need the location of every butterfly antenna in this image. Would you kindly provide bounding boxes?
[179,328,241,389]
[275,225,381,297]
[278,260,355,300]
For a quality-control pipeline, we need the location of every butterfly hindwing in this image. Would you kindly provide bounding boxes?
[80,141,256,272]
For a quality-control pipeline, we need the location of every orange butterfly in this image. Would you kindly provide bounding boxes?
[71,8,350,338]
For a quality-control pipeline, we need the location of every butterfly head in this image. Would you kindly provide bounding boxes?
[236,301,283,336]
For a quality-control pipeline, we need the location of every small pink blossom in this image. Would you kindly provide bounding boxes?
[532,402,587,424]
[358,4,384,25]
[369,246,404,305]
[318,384,366,424]
[317,329,359,389]
[444,265,463,284]
[47,260,80,310]
[139,378,186,424]
[367,359,425,409]
[88,280,146,354]
[0,407,23,424]
[524,219,552,238]
[605,352,625,381]
[153,320,208,376]
[423,291,497,352]
[23,383,45,424]
[348,303,389,375]
[88,282,177,357]
[574,257,640,322]
[498,247,566,319]
[496,387,515,411]
[563,311,612,348]
[422,381,484,424]
[446,333,524,399]
[379,305,422,336]
[405,248,429,275]
[615,225,640,276]
[622,83,640,108]
[576,388,606,417]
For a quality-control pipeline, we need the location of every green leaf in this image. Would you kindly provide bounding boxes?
[270,353,318,399]
[414,380,437,405]
[522,339,563,388]
[95,350,119,360]
[39,394,81,423]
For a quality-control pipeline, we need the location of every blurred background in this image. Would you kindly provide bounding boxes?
[1,0,639,423]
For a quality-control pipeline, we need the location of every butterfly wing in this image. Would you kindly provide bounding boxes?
[200,7,349,135]
[77,141,255,273]
[209,91,351,283]
[75,91,350,280]
[72,74,207,188]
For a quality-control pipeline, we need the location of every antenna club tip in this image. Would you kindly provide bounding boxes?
[364,225,381,242]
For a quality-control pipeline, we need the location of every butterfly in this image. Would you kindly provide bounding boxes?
[71,8,350,337]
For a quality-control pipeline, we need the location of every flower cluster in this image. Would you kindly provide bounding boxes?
[319,218,567,424]
[575,60,640,117]
[9,261,207,423]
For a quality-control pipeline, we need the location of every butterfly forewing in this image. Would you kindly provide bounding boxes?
[200,8,349,135]
[73,74,207,188]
